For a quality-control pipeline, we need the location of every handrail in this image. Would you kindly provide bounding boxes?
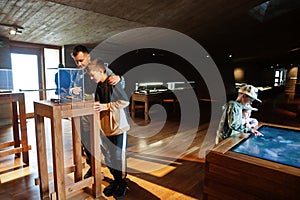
[19,88,56,92]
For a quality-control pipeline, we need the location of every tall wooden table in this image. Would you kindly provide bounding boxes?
[0,93,30,165]
[131,91,176,121]
[34,100,101,200]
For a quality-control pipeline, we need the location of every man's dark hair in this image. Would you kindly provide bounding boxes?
[72,45,89,57]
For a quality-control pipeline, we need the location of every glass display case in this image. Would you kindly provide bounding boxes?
[0,69,13,92]
[56,68,84,103]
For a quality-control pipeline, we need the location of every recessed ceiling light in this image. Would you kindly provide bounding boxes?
[289,47,300,52]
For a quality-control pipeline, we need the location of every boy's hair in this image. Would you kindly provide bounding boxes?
[88,57,106,73]
[72,45,89,57]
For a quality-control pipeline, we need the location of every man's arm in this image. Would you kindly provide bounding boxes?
[106,67,125,88]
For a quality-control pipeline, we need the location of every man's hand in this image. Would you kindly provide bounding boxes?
[108,75,121,85]
[94,102,105,112]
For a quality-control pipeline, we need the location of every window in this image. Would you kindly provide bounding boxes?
[274,68,287,86]
[44,48,60,99]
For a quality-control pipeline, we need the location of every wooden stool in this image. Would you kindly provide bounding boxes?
[34,100,101,200]
[0,93,31,165]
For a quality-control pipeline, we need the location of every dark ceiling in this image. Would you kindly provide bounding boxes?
[1,0,300,63]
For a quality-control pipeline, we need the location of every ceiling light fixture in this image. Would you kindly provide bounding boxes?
[0,23,24,35]
[9,28,22,35]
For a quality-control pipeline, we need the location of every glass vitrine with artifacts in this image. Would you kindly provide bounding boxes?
[56,68,84,103]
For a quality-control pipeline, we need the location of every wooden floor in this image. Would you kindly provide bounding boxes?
[0,111,208,200]
[1,89,300,200]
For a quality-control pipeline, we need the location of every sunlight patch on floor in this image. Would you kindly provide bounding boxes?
[128,174,198,200]
[127,157,176,177]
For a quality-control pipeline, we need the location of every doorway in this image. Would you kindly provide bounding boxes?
[11,53,40,117]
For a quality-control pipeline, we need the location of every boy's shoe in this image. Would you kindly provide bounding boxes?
[113,180,127,199]
[103,180,118,197]
[84,168,92,179]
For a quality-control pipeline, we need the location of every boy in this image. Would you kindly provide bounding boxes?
[242,103,259,129]
[88,57,130,199]
[216,84,263,145]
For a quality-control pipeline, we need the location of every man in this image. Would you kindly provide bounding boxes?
[71,45,122,95]
[71,45,124,178]
[215,84,263,145]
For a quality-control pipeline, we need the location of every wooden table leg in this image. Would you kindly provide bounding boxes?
[90,114,101,198]
[11,101,20,158]
[19,94,29,165]
[34,114,49,199]
[145,101,149,121]
[131,100,135,118]
[72,117,83,182]
[51,115,66,200]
